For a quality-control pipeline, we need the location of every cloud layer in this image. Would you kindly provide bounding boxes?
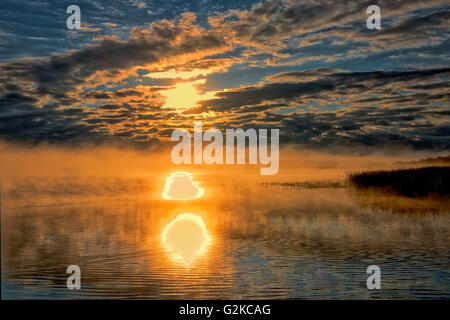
[0,0,449,152]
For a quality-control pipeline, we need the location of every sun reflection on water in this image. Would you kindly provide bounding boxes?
[161,172,205,200]
[161,213,212,265]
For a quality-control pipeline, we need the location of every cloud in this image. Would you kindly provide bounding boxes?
[199,67,450,111]
[193,67,450,150]
[0,12,227,104]
[0,0,449,153]
[0,12,231,144]
[276,106,450,151]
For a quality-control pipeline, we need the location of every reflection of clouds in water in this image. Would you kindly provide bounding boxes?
[161,172,205,200]
[162,213,211,265]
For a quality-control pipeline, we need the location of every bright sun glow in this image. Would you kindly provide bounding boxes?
[162,81,215,109]
[162,213,212,265]
[161,172,205,200]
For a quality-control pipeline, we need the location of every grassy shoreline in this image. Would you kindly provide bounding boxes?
[347,166,450,198]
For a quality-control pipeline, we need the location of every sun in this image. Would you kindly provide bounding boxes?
[162,81,215,110]
[161,172,205,200]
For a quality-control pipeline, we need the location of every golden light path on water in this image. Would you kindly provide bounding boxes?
[161,213,212,265]
[161,172,205,200]
[161,172,211,265]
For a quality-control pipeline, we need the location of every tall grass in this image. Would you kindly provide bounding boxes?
[347,167,450,198]
[262,181,344,189]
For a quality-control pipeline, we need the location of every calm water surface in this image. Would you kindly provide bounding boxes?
[2,177,449,299]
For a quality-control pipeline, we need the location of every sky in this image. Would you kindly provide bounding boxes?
[0,0,449,153]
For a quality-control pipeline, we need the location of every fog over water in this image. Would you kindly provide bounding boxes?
[1,142,449,299]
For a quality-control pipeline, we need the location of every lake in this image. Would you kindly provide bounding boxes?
[1,174,449,299]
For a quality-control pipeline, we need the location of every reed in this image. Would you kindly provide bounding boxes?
[347,166,450,198]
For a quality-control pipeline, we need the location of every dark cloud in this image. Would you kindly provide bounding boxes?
[85,91,112,100]
[193,67,450,150]
[199,68,450,111]
[268,105,450,150]
[85,89,143,100]
[0,92,38,107]
[0,0,449,152]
